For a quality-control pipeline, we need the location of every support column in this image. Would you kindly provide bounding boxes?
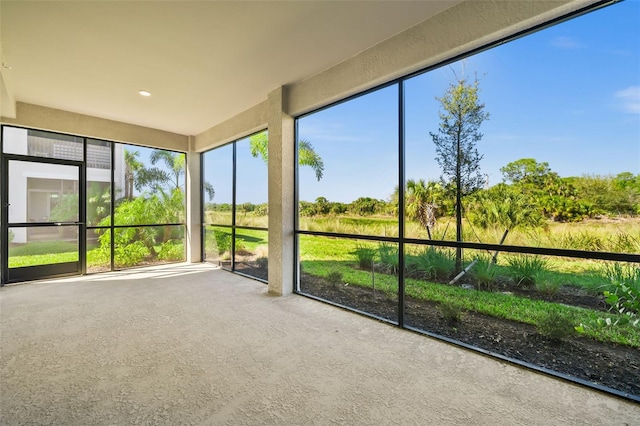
[267,87,295,296]
[186,137,202,262]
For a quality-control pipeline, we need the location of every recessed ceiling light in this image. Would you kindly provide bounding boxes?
[139,90,151,97]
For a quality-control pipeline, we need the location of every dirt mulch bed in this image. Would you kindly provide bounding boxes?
[300,273,640,399]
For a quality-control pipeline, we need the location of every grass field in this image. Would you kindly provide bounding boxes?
[206,210,640,252]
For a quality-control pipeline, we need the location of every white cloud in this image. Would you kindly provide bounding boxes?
[615,86,640,114]
[550,36,585,49]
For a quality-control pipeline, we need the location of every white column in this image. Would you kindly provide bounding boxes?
[185,137,202,262]
[267,87,295,296]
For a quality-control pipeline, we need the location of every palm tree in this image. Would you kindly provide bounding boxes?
[249,132,324,181]
[406,179,442,239]
[124,149,144,200]
[150,150,184,191]
[148,150,215,201]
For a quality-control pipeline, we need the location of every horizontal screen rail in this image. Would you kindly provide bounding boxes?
[296,230,640,263]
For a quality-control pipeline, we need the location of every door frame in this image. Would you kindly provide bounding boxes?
[1,154,86,284]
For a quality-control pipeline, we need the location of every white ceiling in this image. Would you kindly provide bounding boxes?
[0,1,460,136]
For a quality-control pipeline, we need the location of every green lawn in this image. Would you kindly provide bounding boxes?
[8,241,78,267]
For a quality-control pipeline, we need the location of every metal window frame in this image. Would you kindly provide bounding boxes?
[1,125,189,281]
[292,0,638,403]
[201,131,269,284]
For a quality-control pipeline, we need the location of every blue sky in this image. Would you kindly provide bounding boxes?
[207,0,639,205]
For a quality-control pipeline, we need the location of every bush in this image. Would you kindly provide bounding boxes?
[536,310,576,341]
[410,248,455,281]
[507,255,550,288]
[215,231,232,254]
[114,240,150,267]
[439,301,463,325]
[602,263,640,288]
[471,258,498,291]
[253,203,268,216]
[602,267,640,327]
[353,245,376,270]
[255,256,268,270]
[583,262,640,296]
[326,271,343,288]
[378,243,399,275]
[87,246,110,268]
[157,241,184,261]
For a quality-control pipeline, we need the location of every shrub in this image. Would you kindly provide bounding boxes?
[114,240,150,267]
[353,245,376,270]
[87,246,110,268]
[378,243,399,275]
[157,241,184,261]
[507,255,550,288]
[602,263,640,288]
[439,301,463,325]
[471,258,498,291]
[604,269,640,327]
[215,231,232,254]
[536,310,576,341]
[583,262,640,296]
[255,256,268,270]
[253,203,268,216]
[234,239,246,253]
[326,271,343,288]
[410,247,455,281]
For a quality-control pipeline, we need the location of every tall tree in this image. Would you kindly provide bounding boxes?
[500,158,552,186]
[430,76,489,272]
[124,149,144,200]
[147,149,214,201]
[249,132,324,181]
[123,148,175,199]
[150,150,185,191]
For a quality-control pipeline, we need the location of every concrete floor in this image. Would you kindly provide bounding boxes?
[1,263,638,425]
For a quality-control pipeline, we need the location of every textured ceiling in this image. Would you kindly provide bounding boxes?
[0,1,460,135]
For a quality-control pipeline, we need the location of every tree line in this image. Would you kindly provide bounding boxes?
[291,161,640,222]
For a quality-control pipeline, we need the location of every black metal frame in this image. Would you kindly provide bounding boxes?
[292,0,638,403]
[201,131,269,284]
[90,140,188,272]
[1,125,189,283]
[1,147,86,285]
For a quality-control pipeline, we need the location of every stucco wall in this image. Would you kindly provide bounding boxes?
[2,103,188,152]
[193,101,268,153]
